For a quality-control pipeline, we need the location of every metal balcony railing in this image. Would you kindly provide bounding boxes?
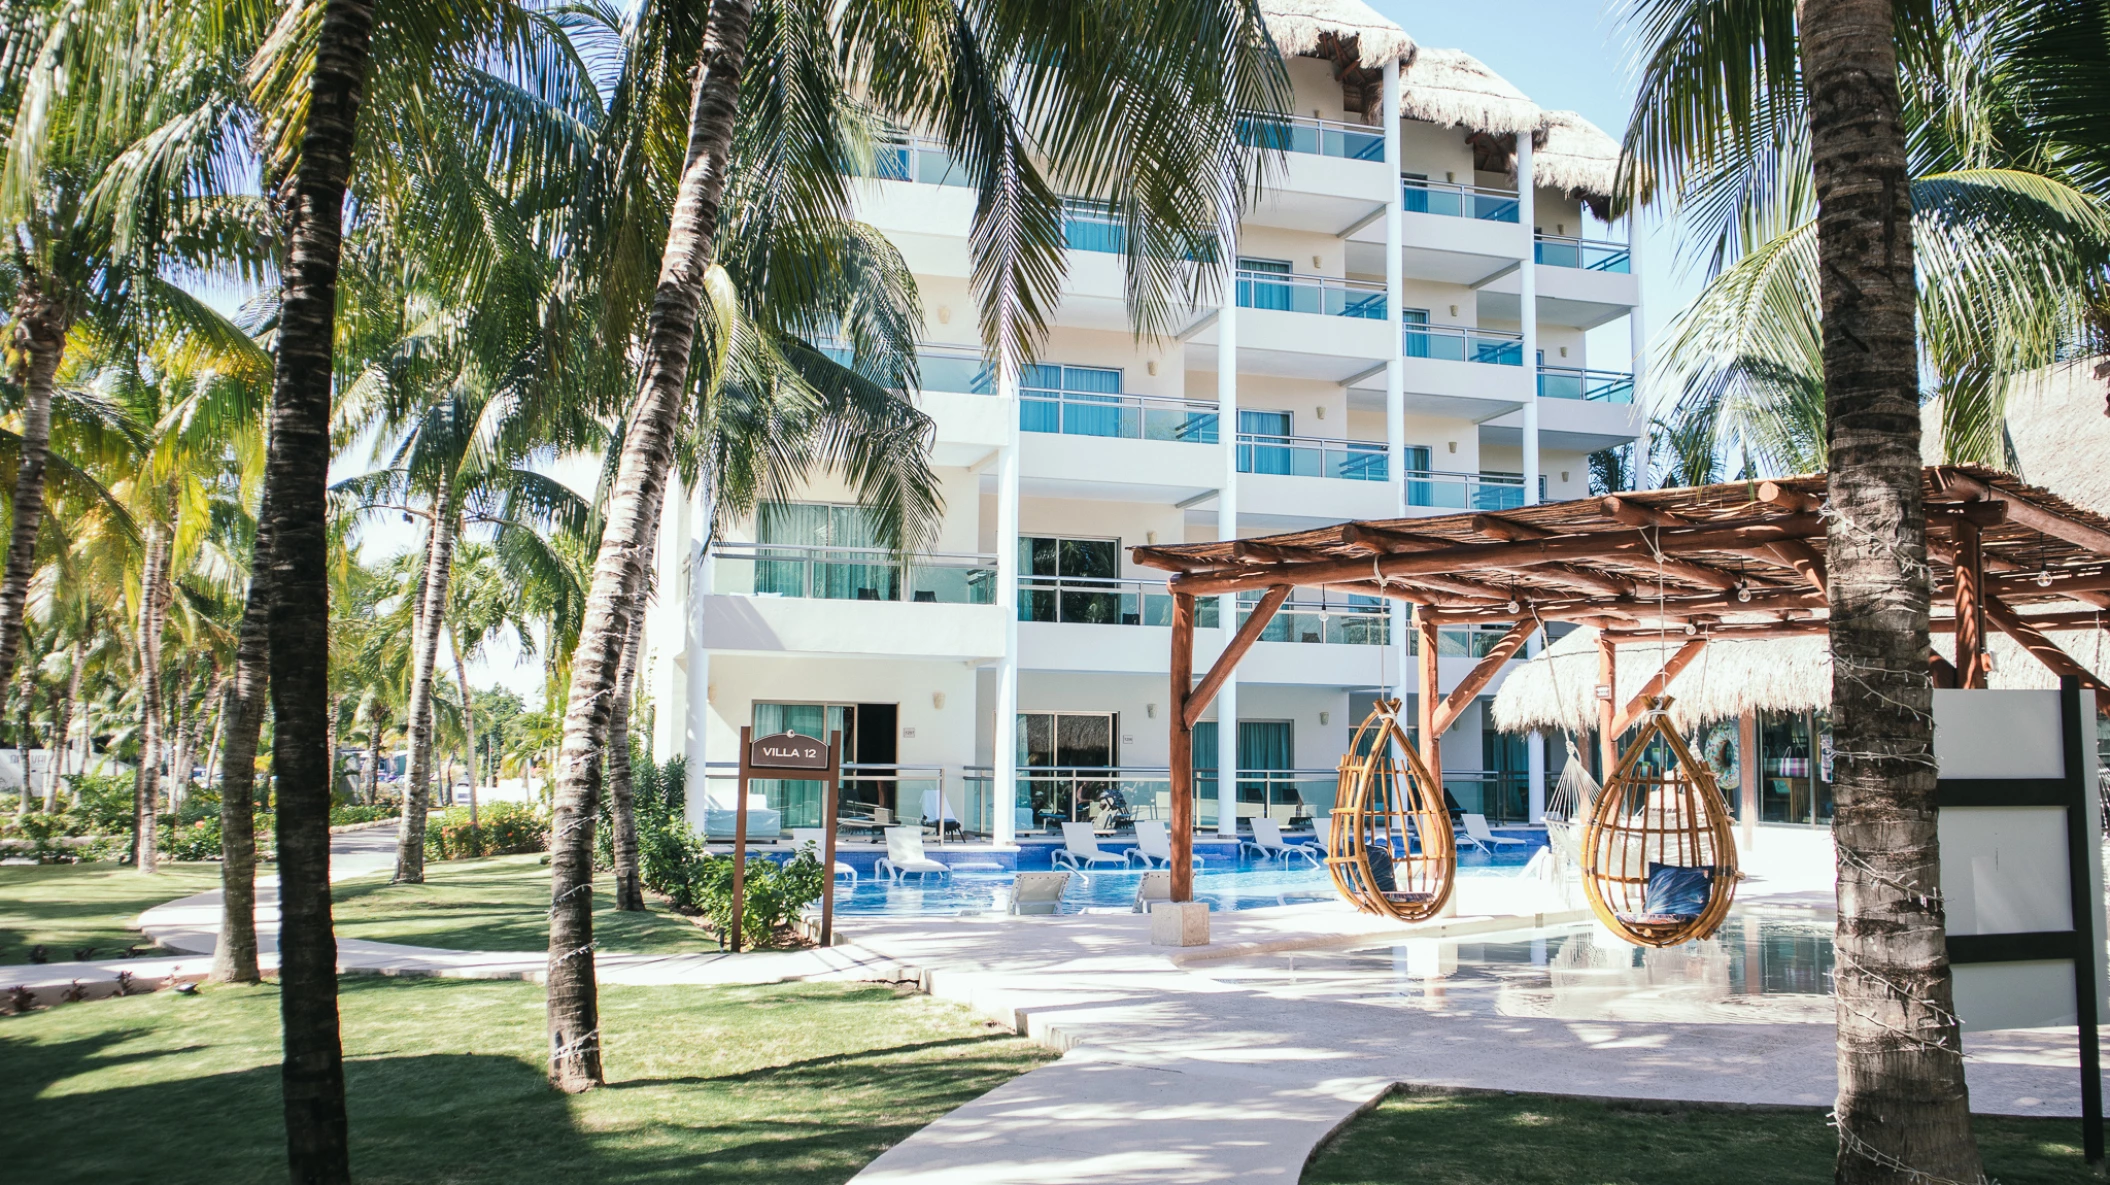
[1403,469,1531,510]
[1534,232,1632,273]
[1401,178,1521,223]
[1236,269,1387,319]
[1238,432,1388,481]
[1403,324,1525,366]
[1018,388,1219,443]
[710,542,996,605]
[1237,112,1385,161]
[862,136,972,187]
[960,766,1343,834]
[1537,365,1635,404]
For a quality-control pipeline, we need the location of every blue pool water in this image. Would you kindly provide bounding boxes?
[830,848,1537,917]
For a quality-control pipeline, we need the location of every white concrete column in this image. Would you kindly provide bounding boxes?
[1217,254,1240,838]
[994,377,1021,844]
[681,482,714,831]
[1517,135,1540,506]
[1382,58,1412,705]
[1627,220,1650,490]
[1525,629,1546,820]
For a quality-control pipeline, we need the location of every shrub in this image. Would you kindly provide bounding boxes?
[70,775,138,835]
[329,804,392,827]
[423,801,547,860]
[687,845,829,946]
[158,816,223,861]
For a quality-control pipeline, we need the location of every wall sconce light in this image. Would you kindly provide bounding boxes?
[1560,471,1570,483]
[1557,222,1566,235]
[1559,346,1569,357]
[1312,254,1323,269]
[1448,304,1459,317]
[1447,441,1458,453]
[1146,359,1158,376]
[1315,405,1326,420]
[1445,171,1455,183]
[937,305,951,325]
[1319,711,1330,726]
[932,692,946,710]
[1146,530,1158,545]
[1146,703,1158,719]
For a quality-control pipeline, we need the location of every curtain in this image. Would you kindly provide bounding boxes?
[752,702,849,828]
[1059,365,1124,438]
[758,503,893,601]
[1239,409,1293,475]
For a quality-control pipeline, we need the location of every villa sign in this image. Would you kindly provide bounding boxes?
[748,731,831,770]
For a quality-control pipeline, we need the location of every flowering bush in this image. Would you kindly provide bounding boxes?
[158,817,223,862]
[423,801,547,860]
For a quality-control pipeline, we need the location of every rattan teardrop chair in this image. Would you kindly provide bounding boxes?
[1326,700,1456,922]
[1580,697,1739,947]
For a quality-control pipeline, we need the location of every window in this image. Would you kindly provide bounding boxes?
[1238,408,1295,475]
[1193,720,1294,816]
[1237,256,1293,311]
[751,702,852,828]
[1019,363,1123,436]
[1018,536,1122,624]
[1017,711,1121,826]
[755,503,894,600]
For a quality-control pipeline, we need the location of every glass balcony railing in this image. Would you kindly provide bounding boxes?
[1403,324,1525,366]
[961,766,1340,835]
[1537,365,1635,403]
[1017,578,1387,644]
[1063,198,1124,254]
[1401,178,1520,223]
[1236,112,1385,161]
[710,542,996,605]
[1019,389,1218,442]
[1409,623,1529,657]
[1534,232,1632,273]
[1403,469,1531,510]
[1238,432,1388,481]
[859,136,972,187]
[1236,269,1387,319]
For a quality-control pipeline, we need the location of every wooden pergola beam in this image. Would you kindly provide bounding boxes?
[1954,517,1989,688]
[1596,631,1617,773]
[1612,637,1709,734]
[1181,584,1291,729]
[1341,522,1450,553]
[1169,513,1826,596]
[1601,609,2108,640]
[1168,593,1197,901]
[1761,541,1829,594]
[1937,468,2110,555]
[1984,594,2110,712]
[1417,613,1441,772]
[1471,513,1550,542]
[1756,481,1822,515]
[1432,620,1537,734]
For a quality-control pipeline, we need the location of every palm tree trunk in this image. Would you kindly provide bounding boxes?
[451,634,481,841]
[609,613,644,911]
[214,505,273,985]
[200,665,226,792]
[0,279,67,714]
[168,670,195,813]
[325,692,340,805]
[258,1,374,1178]
[135,520,169,873]
[1802,2,1983,1182]
[364,717,381,805]
[546,0,754,1094]
[17,671,34,814]
[395,495,456,883]
[57,641,80,780]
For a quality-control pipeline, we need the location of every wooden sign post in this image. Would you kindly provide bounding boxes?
[732,727,841,952]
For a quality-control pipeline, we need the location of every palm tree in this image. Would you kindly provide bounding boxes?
[1623,0,1991,1178]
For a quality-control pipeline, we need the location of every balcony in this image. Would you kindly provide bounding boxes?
[1534,232,1630,273]
[1237,432,1387,481]
[1016,579,1386,643]
[1020,387,1217,443]
[1537,365,1634,404]
[1063,198,1125,254]
[710,542,995,604]
[1236,269,1386,320]
[1401,178,1520,223]
[1404,469,1531,511]
[1239,112,1385,160]
[865,135,972,187]
[960,766,1342,834]
[1404,324,1524,366]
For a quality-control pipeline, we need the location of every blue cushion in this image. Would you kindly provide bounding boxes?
[1642,862,1715,920]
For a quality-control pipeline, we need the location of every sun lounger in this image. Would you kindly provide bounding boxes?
[1052,821,1127,874]
[1133,870,1173,913]
[1125,819,1206,870]
[1239,817,1320,867]
[1009,871,1072,915]
[1460,813,1528,854]
[874,826,950,883]
[789,828,856,883]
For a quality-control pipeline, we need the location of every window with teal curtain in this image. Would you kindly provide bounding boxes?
[1239,409,1294,475]
[1192,721,1292,806]
[1237,256,1293,311]
[757,503,895,601]
[752,702,849,828]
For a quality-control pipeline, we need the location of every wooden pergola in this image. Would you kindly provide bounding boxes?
[1133,466,2110,902]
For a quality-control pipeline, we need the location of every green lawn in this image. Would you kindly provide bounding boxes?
[0,862,228,966]
[1,975,1052,1184]
[1304,1088,2098,1184]
[330,854,721,954]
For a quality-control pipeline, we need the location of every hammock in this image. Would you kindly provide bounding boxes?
[1326,700,1456,922]
[1541,736,1600,878]
[1579,697,1739,947]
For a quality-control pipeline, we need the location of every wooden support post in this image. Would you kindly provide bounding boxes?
[1985,595,2110,711]
[1169,593,1196,903]
[1417,612,1441,774]
[1182,585,1291,728]
[1738,707,1759,850]
[1432,619,1536,734]
[1596,632,1617,776]
[820,729,842,947]
[731,725,752,954]
[1929,652,1959,689]
[1955,517,1989,689]
[1612,638,1709,735]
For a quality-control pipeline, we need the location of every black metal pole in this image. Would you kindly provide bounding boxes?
[2057,679,2103,1164]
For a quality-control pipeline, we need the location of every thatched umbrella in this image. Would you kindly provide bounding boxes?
[1396,47,1538,137]
[1533,109,1624,218]
[1258,0,1415,69]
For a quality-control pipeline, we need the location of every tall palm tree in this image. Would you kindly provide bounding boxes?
[1623,1,1989,1178]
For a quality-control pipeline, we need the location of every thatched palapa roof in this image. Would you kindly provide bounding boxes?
[1259,0,1415,69]
[1490,624,2110,736]
[1397,48,1539,137]
[1534,109,1625,217]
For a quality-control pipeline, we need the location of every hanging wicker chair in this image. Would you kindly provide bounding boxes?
[1326,700,1456,922]
[1580,697,1739,947]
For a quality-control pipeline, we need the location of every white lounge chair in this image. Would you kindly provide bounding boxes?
[1008,871,1071,915]
[1460,813,1528,855]
[789,828,856,883]
[1126,820,1206,870]
[874,826,951,883]
[1132,869,1173,913]
[1052,821,1126,874]
[919,788,962,837]
[1240,817,1321,867]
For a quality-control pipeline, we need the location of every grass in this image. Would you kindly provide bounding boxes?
[0,975,1053,1184]
[1304,1088,2099,1184]
[0,862,228,966]
[330,854,722,954]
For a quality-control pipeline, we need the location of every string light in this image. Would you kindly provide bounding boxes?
[2035,567,2054,588]
[1736,584,1752,603]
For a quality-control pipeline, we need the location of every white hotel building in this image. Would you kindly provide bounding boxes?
[645,5,1645,847]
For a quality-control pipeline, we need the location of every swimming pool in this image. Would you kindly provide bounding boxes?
[831,848,1539,917]
[1188,908,1837,1024]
